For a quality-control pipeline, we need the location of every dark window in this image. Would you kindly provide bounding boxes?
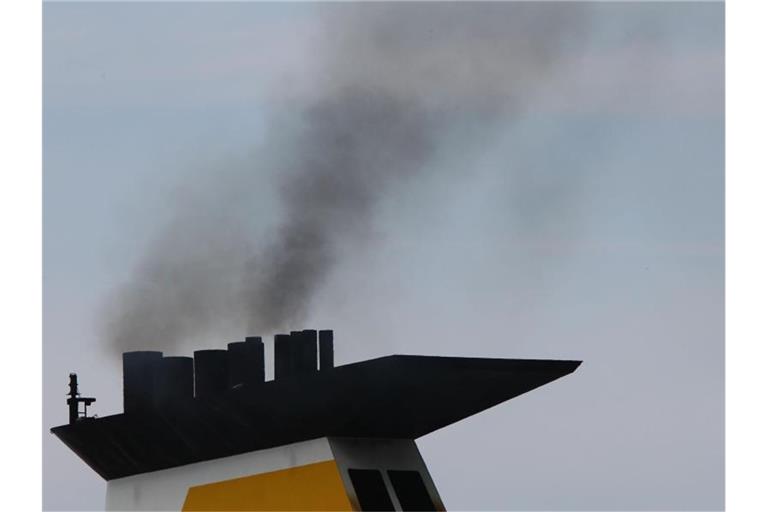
[348,469,395,511]
[387,470,437,511]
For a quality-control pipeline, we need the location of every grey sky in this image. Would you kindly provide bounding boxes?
[43,2,723,511]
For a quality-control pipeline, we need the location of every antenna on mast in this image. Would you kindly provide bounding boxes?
[67,373,96,425]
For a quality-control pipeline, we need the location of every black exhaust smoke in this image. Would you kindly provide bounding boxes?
[103,5,589,355]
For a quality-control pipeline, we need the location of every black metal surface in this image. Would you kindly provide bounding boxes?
[274,333,292,379]
[228,338,265,388]
[153,357,193,407]
[349,469,395,511]
[245,336,266,384]
[68,373,79,425]
[387,470,437,511]
[194,350,229,399]
[122,351,163,414]
[67,373,96,424]
[51,355,581,480]
[319,330,334,370]
[296,329,318,374]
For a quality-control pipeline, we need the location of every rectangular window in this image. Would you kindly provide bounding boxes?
[387,470,437,511]
[348,469,395,511]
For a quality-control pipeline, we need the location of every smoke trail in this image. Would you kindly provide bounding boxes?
[104,2,589,353]
[245,89,438,331]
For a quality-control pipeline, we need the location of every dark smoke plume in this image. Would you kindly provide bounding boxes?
[245,90,438,331]
[104,2,589,354]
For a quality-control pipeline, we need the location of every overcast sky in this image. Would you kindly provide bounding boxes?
[43,2,723,510]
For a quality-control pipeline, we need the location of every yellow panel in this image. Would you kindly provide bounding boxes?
[182,459,354,511]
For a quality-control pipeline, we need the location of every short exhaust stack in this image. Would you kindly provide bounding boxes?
[153,356,193,407]
[227,337,265,388]
[194,349,229,399]
[319,329,334,371]
[122,351,163,414]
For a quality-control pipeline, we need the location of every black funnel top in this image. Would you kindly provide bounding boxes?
[52,354,580,480]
